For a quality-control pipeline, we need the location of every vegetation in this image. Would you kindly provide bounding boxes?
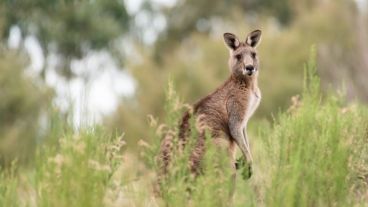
[0,50,52,166]
[1,0,130,78]
[0,0,368,206]
[0,51,367,206]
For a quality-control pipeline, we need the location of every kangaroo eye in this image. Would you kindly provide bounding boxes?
[251,52,256,59]
[235,54,242,61]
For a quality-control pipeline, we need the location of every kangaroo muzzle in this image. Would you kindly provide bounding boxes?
[245,65,255,76]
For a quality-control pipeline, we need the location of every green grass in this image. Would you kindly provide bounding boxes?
[0,50,368,206]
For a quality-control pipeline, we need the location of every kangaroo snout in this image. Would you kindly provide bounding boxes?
[245,65,255,75]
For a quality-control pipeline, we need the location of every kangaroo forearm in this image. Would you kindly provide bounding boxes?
[242,130,251,150]
[242,130,253,163]
[230,128,253,163]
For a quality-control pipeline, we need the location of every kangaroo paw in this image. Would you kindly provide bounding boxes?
[241,163,252,180]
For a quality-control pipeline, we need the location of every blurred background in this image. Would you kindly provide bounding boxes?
[0,0,367,166]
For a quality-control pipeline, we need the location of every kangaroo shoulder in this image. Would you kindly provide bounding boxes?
[226,94,247,113]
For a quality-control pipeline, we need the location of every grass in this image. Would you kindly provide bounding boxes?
[0,49,368,206]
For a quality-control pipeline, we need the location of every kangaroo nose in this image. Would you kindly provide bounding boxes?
[245,65,255,72]
[245,65,255,76]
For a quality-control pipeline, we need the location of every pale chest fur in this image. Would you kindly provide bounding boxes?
[242,89,261,127]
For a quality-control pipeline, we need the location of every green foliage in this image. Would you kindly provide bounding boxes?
[153,0,320,56]
[0,50,52,166]
[35,128,125,206]
[0,0,130,77]
[261,49,361,206]
[0,164,19,206]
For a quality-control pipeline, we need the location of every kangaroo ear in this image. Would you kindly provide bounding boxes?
[245,30,262,48]
[223,33,240,50]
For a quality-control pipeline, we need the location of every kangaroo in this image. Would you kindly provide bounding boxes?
[159,30,262,182]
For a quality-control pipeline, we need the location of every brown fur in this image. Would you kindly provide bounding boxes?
[161,30,262,180]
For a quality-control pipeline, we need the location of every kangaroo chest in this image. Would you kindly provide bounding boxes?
[243,89,261,125]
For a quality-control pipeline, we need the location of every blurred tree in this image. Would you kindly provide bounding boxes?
[0,48,52,166]
[151,0,320,60]
[317,1,368,102]
[0,0,130,79]
[0,1,133,162]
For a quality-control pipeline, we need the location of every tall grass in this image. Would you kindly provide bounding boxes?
[0,50,367,206]
[260,48,368,206]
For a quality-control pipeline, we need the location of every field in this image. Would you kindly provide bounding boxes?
[1,52,368,207]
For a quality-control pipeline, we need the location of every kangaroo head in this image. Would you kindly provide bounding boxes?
[223,30,262,78]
